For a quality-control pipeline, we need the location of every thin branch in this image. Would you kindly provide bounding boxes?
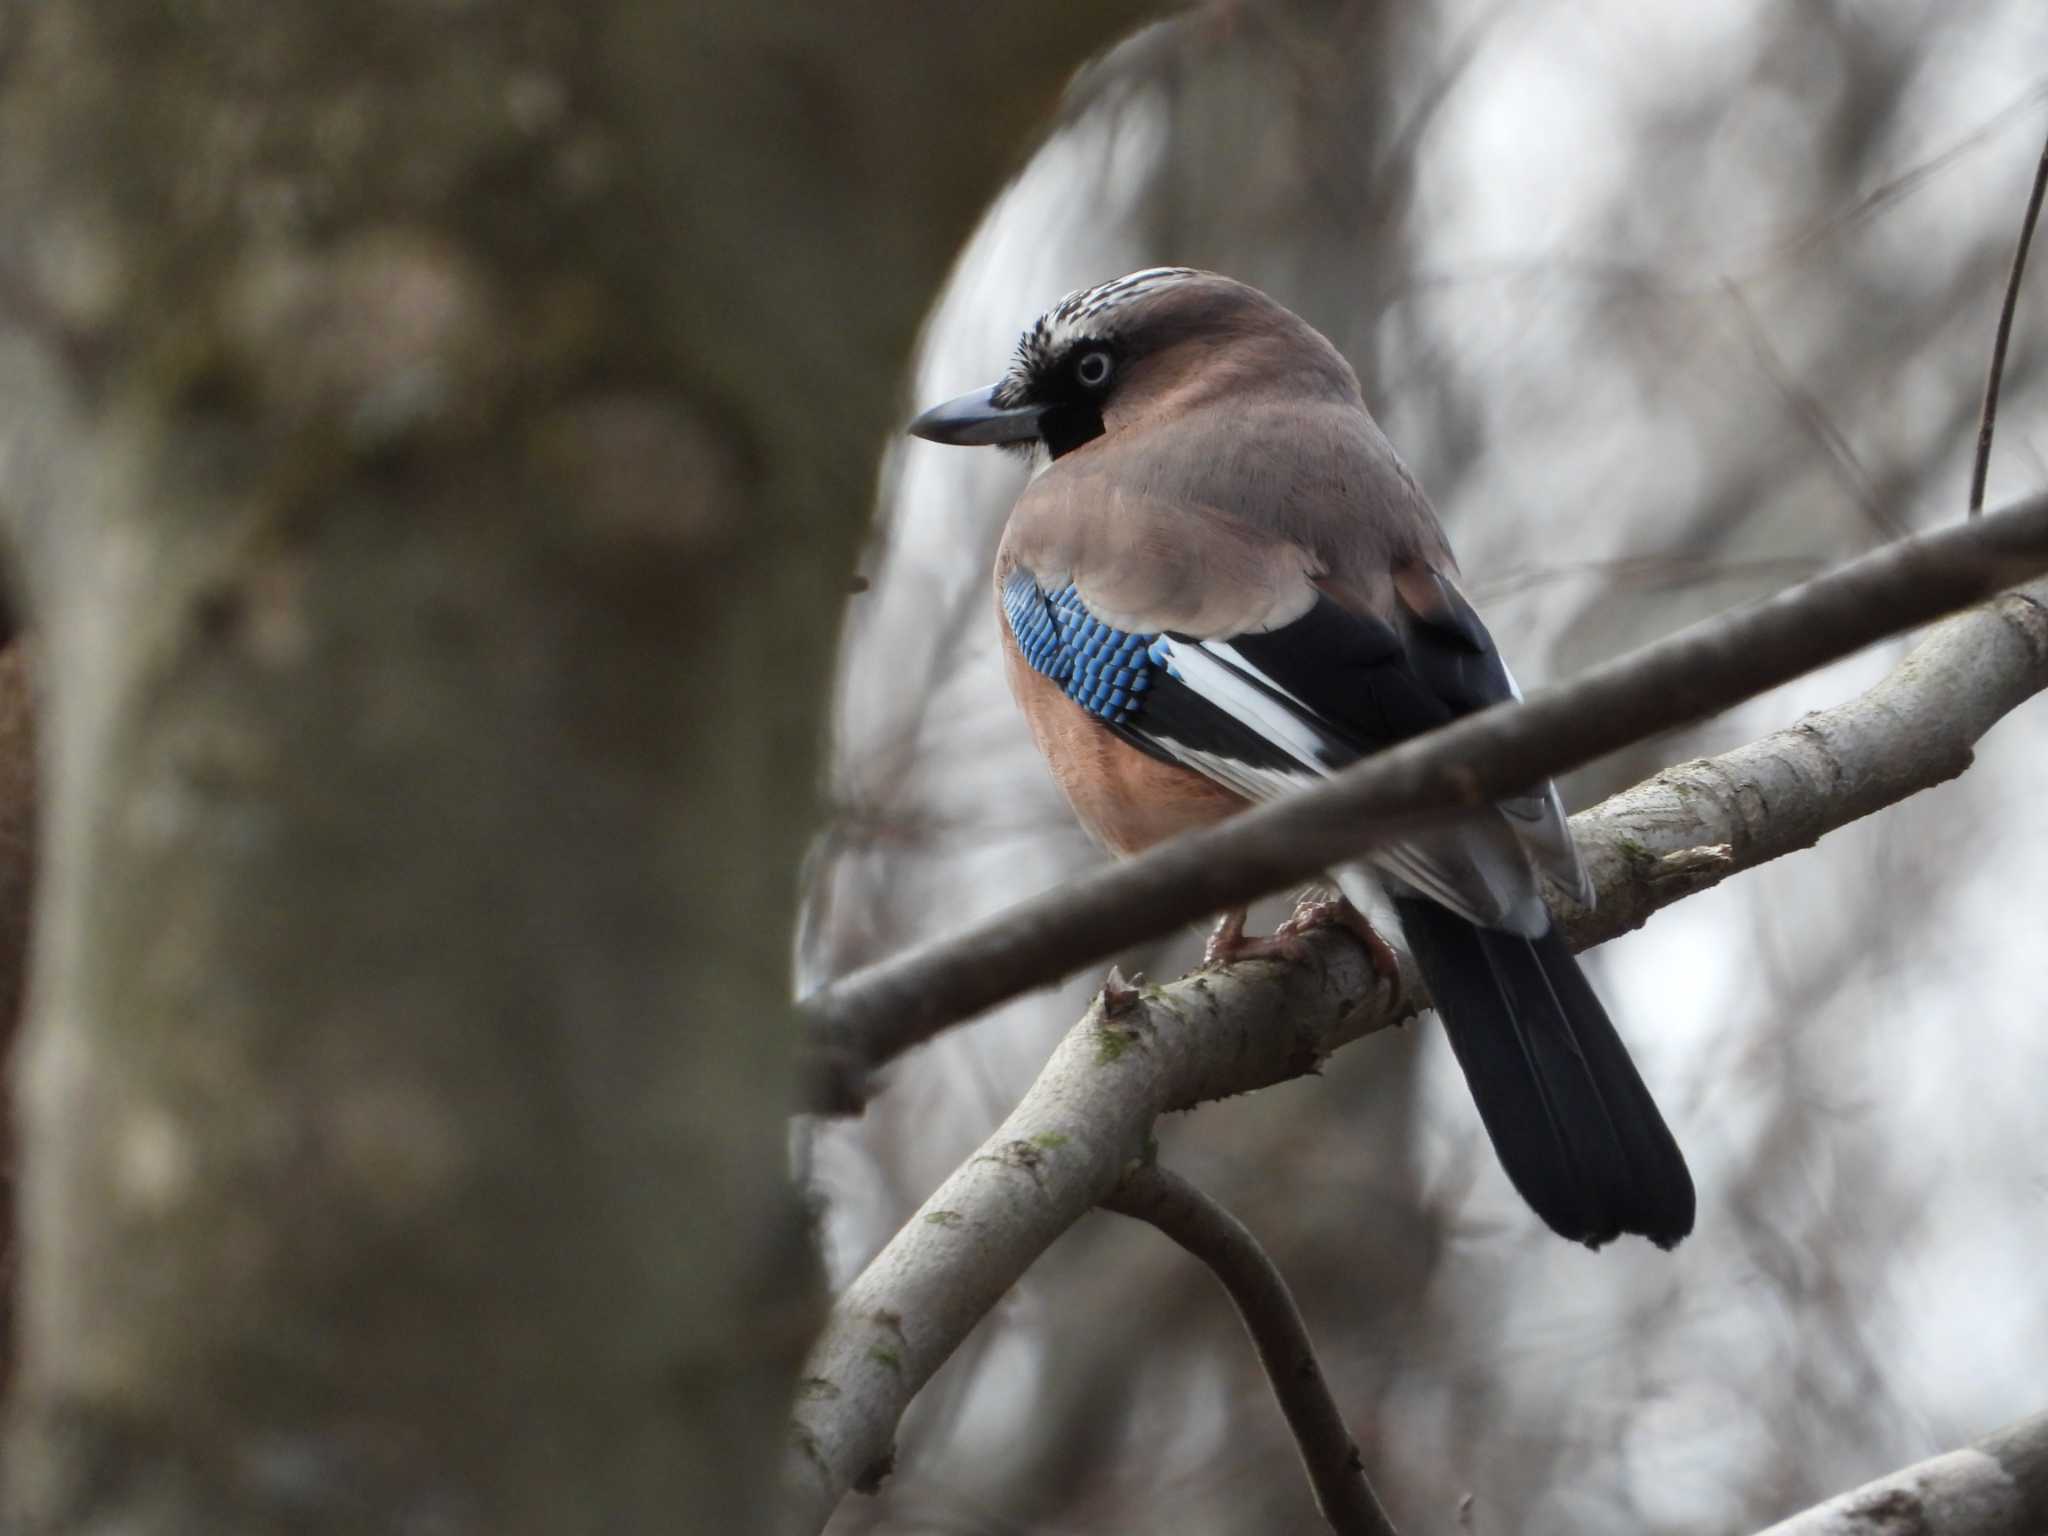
[1100,1163,1400,1536]
[1374,81,2048,309]
[1774,79,2048,271]
[1721,277,1903,541]
[1970,125,2048,514]
[1356,0,1516,230]
[800,491,2048,1110]
[783,576,2048,1533]
[1750,1407,2048,1535]
[1561,578,2048,948]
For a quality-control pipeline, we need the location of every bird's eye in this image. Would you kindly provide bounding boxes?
[1074,349,1114,389]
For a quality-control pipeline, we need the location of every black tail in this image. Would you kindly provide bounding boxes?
[1394,897,1695,1249]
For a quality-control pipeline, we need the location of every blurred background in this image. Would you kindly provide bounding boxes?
[799,3,2048,1532]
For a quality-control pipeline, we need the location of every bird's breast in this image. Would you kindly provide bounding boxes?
[999,618,1246,856]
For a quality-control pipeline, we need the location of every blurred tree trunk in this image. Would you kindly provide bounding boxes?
[0,2,1154,1529]
[0,644,33,1390]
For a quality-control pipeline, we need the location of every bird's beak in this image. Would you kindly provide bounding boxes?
[907,386,1044,447]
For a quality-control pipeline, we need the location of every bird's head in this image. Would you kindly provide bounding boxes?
[907,268,1359,464]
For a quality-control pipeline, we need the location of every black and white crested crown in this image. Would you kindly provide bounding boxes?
[1009,267,1201,380]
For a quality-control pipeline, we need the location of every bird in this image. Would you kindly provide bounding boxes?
[906,267,1694,1250]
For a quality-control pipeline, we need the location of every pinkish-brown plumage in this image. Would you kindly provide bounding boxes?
[908,267,1695,1249]
[997,609,1244,855]
[986,274,1446,856]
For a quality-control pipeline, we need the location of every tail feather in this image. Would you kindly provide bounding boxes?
[1394,897,1695,1249]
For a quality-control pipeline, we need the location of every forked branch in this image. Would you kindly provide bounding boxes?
[785,569,2048,1533]
[1102,1163,1401,1536]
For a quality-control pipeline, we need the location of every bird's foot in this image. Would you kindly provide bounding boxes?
[1272,894,1402,982]
[1204,898,1401,977]
[1202,905,1316,969]
[1204,908,1274,968]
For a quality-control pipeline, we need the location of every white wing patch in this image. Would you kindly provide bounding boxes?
[1149,638,1338,771]
[1142,635,1569,936]
[1148,747,1318,808]
[1138,636,1324,803]
[1200,640,1324,716]
[1493,656,1593,905]
[1501,781,1592,905]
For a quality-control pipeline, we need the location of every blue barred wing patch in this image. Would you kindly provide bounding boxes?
[1002,571,1155,725]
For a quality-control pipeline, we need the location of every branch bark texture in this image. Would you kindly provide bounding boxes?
[786,574,2048,1531]
[1753,1409,2048,1536]
[801,492,2048,1106]
[1562,578,2048,946]
[784,933,1403,1533]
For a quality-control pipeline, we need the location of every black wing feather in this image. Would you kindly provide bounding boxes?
[1221,598,1457,746]
[1395,897,1696,1248]
[1107,661,1307,774]
[1142,593,1695,1250]
[1008,572,1694,1248]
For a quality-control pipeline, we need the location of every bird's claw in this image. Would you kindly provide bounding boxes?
[1203,896,1399,980]
[1276,895,1400,981]
[1203,905,1315,969]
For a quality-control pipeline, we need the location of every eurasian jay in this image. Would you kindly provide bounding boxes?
[908,268,1693,1250]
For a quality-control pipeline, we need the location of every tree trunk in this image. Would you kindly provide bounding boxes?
[0,3,1155,1528]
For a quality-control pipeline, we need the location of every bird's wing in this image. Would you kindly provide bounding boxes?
[1002,558,1589,935]
[1383,561,1593,908]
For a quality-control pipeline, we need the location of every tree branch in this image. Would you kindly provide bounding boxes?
[1751,1409,2048,1535]
[1969,124,2048,514]
[1560,579,2048,948]
[1100,1163,1400,1536]
[783,926,1403,1536]
[784,572,2048,1532]
[801,491,2048,1111]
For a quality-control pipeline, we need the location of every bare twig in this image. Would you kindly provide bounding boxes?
[800,491,2048,1110]
[1970,125,2048,514]
[1721,278,1902,541]
[1751,1407,2048,1535]
[1775,80,2048,270]
[1355,0,1515,230]
[1378,81,2048,308]
[784,575,2048,1532]
[1101,1163,1400,1536]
